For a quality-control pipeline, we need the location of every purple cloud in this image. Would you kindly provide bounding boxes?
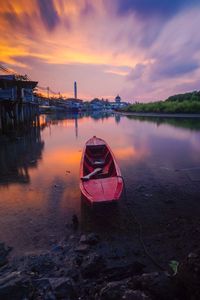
[1,11,34,34]
[81,0,95,17]
[114,0,200,18]
[127,64,146,80]
[37,0,60,31]
[153,58,199,79]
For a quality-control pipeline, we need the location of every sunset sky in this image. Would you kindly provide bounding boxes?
[1,0,200,102]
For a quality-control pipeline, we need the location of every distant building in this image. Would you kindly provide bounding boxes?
[65,98,83,112]
[0,75,39,128]
[90,99,104,111]
[0,74,38,103]
[74,81,77,99]
[115,94,121,103]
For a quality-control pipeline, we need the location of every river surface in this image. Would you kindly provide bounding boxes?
[0,112,200,262]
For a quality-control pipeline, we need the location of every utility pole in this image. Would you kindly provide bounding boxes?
[47,87,50,105]
[47,87,49,99]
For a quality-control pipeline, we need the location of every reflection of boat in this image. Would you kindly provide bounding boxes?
[80,136,123,205]
[80,195,121,232]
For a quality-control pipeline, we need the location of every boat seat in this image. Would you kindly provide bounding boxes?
[91,151,110,167]
[81,167,102,181]
[92,158,105,166]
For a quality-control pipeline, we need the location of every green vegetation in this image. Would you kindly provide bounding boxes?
[169,260,179,276]
[123,91,200,113]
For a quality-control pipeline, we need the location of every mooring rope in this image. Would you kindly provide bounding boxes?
[118,175,166,272]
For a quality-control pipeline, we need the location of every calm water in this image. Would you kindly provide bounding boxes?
[0,112,200,256]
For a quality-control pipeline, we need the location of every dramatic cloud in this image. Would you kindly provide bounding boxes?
[0,0,200,101]
[114,0,199,18]
[37,0,60,31]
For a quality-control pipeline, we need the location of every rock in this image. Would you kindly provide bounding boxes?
[44,291,56,300]
[31,278,53,300]
[32,278,51,289]
[98,280,127,300]
[22,254,56,275]
[85,233,100,245]
[51,245,64,253]
[0,271,31,300]
[175,249,200,300]
[49,277,76,299]
[80,235,87,243]
[65,268,80,282]
[79,233,100,245]
[79,233,99,245]
[104,262,145,281]
[128,272,174,300]
[122,289,151,300]
[188,252,198,259]
[81,254,106,278]
[0,242,12,267]
[75,244,90,254]
[74,254,83,266]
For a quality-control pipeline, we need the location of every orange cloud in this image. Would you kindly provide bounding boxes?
[0,0,142,68]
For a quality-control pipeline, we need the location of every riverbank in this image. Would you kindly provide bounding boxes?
[1,230,200,300]
[117,111,200,118]
[120,93,200,114]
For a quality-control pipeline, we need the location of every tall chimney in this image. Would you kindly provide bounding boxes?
[74,81,77,99]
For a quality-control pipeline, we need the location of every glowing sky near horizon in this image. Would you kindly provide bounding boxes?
[1,0,200,101]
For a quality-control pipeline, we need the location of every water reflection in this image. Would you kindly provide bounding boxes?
[80,196,122,234]
[0,120,44,186]
[0,112,200,255]
[115,114,121,124]
[126,115,200,131]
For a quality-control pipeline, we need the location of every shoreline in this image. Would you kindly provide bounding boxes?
[117,111,200,118]
[1,232,200,300]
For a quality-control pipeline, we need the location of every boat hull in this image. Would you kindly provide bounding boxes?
[80,136,123,204]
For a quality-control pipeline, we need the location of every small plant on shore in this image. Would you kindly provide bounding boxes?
[169,260,179,275]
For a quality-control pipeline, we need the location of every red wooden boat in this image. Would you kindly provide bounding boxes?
[80,136,123,204]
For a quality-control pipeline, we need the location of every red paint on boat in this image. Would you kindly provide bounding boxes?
[80,136,123,204]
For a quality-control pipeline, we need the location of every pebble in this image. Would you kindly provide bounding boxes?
[0,237,199,300]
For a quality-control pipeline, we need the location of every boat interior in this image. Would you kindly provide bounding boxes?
[82,144,117,179]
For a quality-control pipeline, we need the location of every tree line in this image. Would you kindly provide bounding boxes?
[123,91,200,113]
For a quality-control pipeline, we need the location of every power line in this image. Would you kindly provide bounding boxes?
[0,63,30,81]
[0,63,20,76]
[1,63,60,97]
[37,86,60,97]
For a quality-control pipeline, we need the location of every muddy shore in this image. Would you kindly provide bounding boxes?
[1,165,200,299]
[117,112,200,118]
[1,227,200,300]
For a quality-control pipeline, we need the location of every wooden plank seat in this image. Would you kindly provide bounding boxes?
[92,158,105,166]
[85,153,106,167]
[81,167,102,181]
